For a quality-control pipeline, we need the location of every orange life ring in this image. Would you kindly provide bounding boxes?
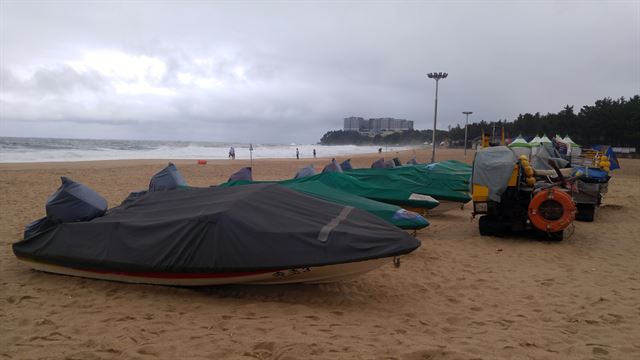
[528,188,576,233]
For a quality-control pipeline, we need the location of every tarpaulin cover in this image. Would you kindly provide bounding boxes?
[322,159,343,173]
[294,164,316,179]
[149,163,187,191]
[406,157,418,165]
[471,146,517,202]
[46,177,108,223]
[384,160,396,169]
[422,160,472,179]
[573,166,610,182]
[220,172,440,210]
[371,158,385,168]
[229,167,253,182]
[13,184,420,272]
[531,144,569,170]
[340,159,353,170]
[223,180,429,229]
[344,167,471,202]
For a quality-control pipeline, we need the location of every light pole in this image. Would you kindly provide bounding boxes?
[462,111,473,156]
[427,72,448,163]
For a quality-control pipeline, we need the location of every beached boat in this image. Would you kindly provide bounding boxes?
[343,166,471,213]
[14,182,420,286]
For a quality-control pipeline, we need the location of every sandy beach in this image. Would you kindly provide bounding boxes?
[1,148,639,359]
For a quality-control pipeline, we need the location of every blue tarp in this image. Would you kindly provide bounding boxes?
[573,166,610,182]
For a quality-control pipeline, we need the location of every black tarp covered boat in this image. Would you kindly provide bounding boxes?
[14,183,420,285]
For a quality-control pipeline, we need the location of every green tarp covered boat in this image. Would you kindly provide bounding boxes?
[344,166,471,203]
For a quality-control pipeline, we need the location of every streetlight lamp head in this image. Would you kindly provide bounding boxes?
[463,111,473,115]
[427,73,434,78]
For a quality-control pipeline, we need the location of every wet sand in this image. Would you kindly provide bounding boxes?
[1,148,639,359]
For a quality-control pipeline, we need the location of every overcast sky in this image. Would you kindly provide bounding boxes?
[1,1,638,143]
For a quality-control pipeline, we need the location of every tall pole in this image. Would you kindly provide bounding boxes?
[427,72,448,163]
[462,111,473,156]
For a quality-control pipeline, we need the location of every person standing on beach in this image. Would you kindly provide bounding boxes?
[296,148,300,160]
[313,149,316,158]
[229,146,235,160]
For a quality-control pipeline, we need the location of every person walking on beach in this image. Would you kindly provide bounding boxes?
[228,146,235,160]
[296,148,300,160]
[313,149,316,158]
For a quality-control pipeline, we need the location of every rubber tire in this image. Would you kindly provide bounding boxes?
[478,215,493,236]
[575,203,595,222]
[547,231,564,241]
[479,216,504,237]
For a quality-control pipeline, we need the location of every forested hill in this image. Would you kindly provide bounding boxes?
[320,95,640,148]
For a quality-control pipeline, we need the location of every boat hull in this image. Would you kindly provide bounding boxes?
[16,257,392,286]
[426,200,464,215]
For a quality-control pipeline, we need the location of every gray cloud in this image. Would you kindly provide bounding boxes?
[1,1,638,143]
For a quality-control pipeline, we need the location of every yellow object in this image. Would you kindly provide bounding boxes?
[524,166,534,177]
[519,155,528,161]
[507,165,519,187]
[472,184,489,202]
[526,177,536,186]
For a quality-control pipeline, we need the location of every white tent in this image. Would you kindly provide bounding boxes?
[539,135,552,144]
[563,135,582,158]
[508,135,532,158]
[529,135,541,155]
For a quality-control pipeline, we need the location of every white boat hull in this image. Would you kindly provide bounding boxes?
[16,257,393,286]
[426,200,464,215]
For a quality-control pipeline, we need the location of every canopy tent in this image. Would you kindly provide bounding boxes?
[529,135,542,156]
[539,135,552,144]
[563,135,582,157]
[508,135,532,158]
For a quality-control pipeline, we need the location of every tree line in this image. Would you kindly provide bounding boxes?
[320,95,640,148]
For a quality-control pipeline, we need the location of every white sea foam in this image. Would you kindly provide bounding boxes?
[0,137,415,163]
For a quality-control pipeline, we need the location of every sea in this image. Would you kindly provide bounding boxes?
[0,137,414,163]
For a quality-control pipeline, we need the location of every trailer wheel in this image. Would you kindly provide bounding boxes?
[479,215,504,236]
[479,215,493,236]
[575,203,595,222]
[547,231,563,241]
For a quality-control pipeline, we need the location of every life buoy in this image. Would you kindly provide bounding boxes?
[528,188,576,233]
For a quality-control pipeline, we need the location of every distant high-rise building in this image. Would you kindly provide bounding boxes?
[344,117,413,134]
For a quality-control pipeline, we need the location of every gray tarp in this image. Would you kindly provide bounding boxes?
[14,184,421,273]
[472,146,517,202]
[322,159,343,173]
[46,177,108,223]
[294,164,316,179]
[149,163,187,191]
[340,159,353,170]
[371,158,385,168]
[532,143,569,170]
[229,167,253,182]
